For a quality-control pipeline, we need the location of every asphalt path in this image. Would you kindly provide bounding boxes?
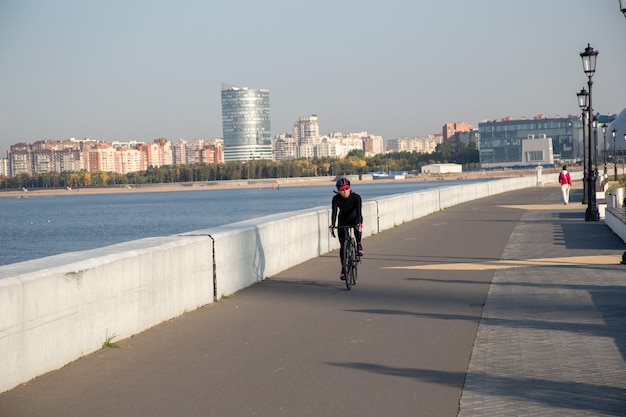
[0,187,545,417]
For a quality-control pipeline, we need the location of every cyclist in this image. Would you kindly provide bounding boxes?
[329,177,363,280]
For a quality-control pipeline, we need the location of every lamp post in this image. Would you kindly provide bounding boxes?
[580,43,600,221]
[577,87,589,204]
[602,123,607,177]
[613,128,618,180]
[593,116,598,169]
[620,0,626,17]
[602,124,608,176]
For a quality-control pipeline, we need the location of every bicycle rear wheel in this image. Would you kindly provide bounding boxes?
[351,239,358,286]
[352,245,359,285]
[342,242,352,290]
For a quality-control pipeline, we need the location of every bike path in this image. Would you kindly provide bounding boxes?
[1,184,625,416]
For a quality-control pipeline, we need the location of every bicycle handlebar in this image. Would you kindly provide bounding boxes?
[329,225,361,238]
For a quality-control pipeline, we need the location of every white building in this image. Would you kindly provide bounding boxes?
[421,163,463,174]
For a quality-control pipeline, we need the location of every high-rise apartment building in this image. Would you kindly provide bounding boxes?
[221,84,272,161]
[293,115,320,145]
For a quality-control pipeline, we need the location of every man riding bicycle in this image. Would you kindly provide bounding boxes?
[329,178,363,280]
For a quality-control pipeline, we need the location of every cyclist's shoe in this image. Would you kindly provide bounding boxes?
[357,244,364,256]
[340,270,346,280]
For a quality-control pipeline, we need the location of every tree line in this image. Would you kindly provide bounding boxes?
[0,142,478,190]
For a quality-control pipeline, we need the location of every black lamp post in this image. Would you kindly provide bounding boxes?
[577,88,589,204]
[593,116,598,169]
[602,123,608,176]
[620,0,626,17]
[613,128,618,180]
[580,43,600,221]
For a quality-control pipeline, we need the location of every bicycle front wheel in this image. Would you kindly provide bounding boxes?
[350,238,358,286]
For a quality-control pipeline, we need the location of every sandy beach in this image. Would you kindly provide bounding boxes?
[0,168,563,198]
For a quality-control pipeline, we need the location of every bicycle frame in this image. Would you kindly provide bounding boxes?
[332,226,360,290]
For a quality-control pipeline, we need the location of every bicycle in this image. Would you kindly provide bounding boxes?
[331,225,361,290]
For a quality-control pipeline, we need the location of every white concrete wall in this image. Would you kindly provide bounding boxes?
[0,175,556,393]
[0,236,213,393]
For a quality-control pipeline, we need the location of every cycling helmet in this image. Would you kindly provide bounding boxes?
[336,178,351,190]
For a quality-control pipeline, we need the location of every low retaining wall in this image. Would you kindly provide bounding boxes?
[1,174,555,392]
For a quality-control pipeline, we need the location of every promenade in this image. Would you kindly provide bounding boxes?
[1,183,625,416]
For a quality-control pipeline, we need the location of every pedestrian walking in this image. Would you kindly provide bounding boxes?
[559,165,572,204]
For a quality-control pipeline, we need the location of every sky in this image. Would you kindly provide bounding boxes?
[1,0,625,155]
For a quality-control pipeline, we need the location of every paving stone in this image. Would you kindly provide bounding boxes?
[458,196,626,416]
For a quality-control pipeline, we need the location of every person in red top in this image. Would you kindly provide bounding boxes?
[559,165,572,205]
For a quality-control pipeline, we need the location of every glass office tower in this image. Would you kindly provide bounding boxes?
[478,116,581,168]
[221,84,272,162]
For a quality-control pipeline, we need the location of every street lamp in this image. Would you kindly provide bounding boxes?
[620,0,626,17]
[577,87,589,204]
[580,43,600,221]
[593,116,598,169]
[602,123,608,176]
[613,128,618,180]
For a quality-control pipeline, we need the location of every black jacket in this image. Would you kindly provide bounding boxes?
[331,192,363,227]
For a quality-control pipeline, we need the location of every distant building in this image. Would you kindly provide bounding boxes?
[387,135,442,153]
[362,135,384,156]
[5,137,221,177]
[273,134,297,160]
[221,84,272,162]
[421,163,463,174]
[442,122,473,143]
[293,115,320,145]
[478,115,580,167]
[0,157,8,177]
[607,107,626,154]
[172,138,223,166]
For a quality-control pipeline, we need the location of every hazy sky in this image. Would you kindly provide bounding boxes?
[1,0,625,155]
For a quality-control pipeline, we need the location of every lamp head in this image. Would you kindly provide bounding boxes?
[576,88,589,110]
[620,0,626,18]
[580,43,598,77]
[613,128,617,139]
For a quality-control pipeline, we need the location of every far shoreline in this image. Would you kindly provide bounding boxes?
[0,168,564,198]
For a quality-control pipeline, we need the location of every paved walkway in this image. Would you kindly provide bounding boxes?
[458,189,626,416]
[1,184,626,416]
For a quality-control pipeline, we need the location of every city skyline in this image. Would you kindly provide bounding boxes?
[1,1,625,156]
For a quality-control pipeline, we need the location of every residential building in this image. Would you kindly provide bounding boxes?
[442,122,473,143]
[273,134,297,160]
[172,139,188,165]
[363,135,384,156]
[4,137,222,177]
[293,115,320,145]
[150,138,173,167]
[387,135,442,153]
[221,84,272,161]
[185,139,206,164]
[87,143,116,172]
[0,158,8,176]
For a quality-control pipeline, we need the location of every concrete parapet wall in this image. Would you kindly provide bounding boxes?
[0,175,551,393]
[0,236,213,393]
[604,207,626,243]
